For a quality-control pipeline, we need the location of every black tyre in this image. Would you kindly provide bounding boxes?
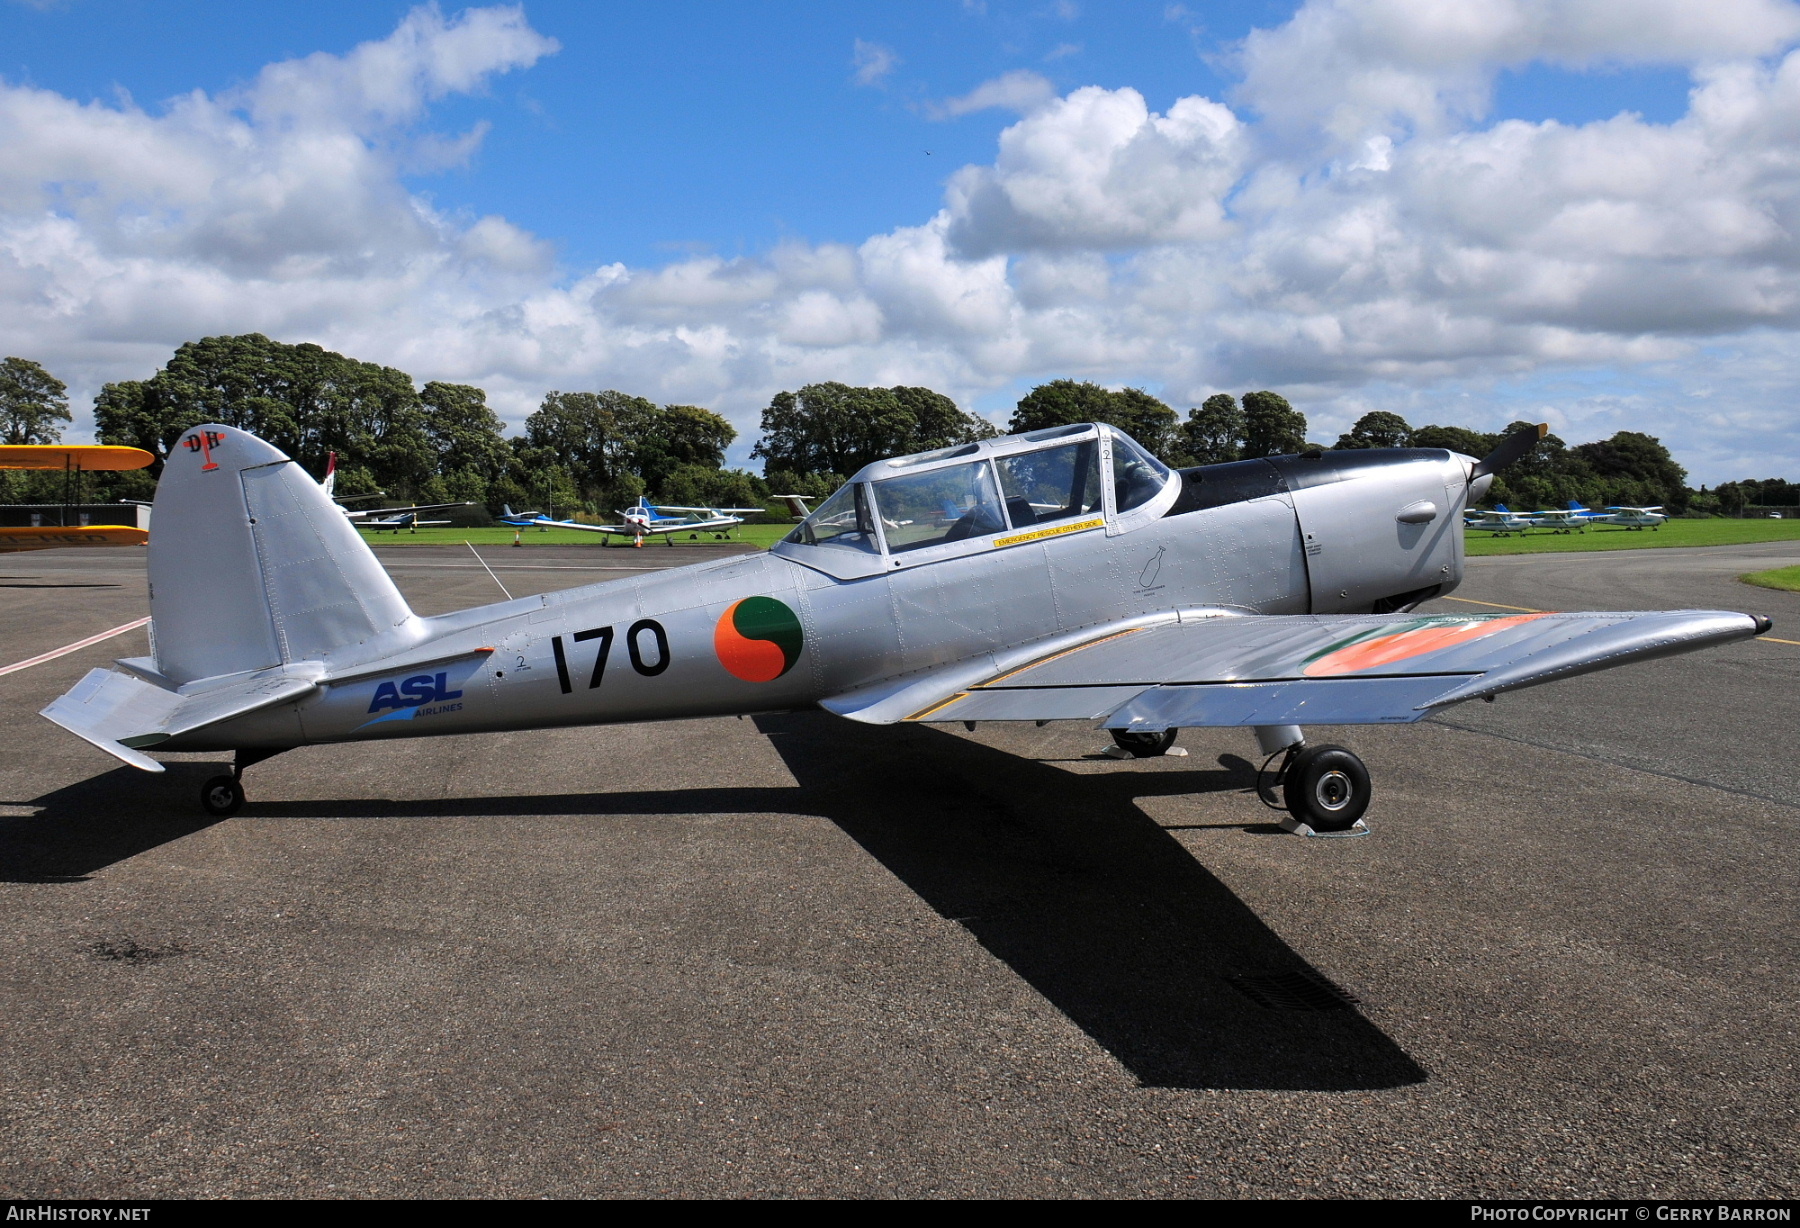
[200,774,244,818]
[1281,744,1370,831]
[1111,728,1178,757]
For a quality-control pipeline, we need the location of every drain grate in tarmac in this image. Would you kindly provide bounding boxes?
[1227,968,1360,1011]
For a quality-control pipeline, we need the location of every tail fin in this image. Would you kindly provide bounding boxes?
[148,426,418,684]
[321,450,338,499]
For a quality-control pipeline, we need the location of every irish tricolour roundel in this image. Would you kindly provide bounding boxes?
[714,596,804,682]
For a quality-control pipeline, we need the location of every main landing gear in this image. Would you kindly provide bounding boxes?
[1105,724,1373,833]
[1252,724,1372,834]
[199,748,286,818]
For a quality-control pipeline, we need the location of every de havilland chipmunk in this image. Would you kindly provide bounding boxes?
[42,419,1772,831]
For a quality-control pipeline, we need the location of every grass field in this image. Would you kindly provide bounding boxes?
[1740,564,1800,592]
[1463,518,1800,555]
[358,523,794,549]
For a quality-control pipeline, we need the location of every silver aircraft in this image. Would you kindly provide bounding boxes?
[43,421,1771,831]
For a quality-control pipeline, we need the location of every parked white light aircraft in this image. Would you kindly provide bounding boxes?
[1595,505,1667,529]
[503,501,766,546]
[1524,503,1591,534]
[1462,504,1537,535]
[320,452,472,532]
[40,421,1773,834]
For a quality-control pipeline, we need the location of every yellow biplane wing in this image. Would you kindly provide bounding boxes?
[0,525,149,553]
[0,445,155,471]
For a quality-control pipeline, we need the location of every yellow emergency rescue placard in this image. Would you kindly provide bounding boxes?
[992,516,1105,549]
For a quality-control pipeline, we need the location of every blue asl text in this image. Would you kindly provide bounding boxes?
[368,671,464,714]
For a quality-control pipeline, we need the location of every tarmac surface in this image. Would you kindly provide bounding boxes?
[0,540,1795,1199]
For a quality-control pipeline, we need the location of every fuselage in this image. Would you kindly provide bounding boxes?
[175,431,1474,753]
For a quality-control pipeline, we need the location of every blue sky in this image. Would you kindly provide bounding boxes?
[4,0,1800,480]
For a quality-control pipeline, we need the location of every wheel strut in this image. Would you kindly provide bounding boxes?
[198,748,288,817]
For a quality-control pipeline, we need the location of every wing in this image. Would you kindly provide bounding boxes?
[343,501,473,520]
[0,525,149,552]
[821,608,1768,730]
[0,445,154,472]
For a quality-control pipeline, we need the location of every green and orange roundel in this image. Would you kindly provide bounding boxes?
[714,596,805,682]
[1302,612,1550,677]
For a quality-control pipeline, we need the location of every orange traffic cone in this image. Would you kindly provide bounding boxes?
[512,529,522,548]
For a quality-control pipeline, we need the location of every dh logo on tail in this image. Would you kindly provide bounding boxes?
[182,430,225,471]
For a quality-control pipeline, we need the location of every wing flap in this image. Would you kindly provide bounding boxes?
[1102,676,1465,730]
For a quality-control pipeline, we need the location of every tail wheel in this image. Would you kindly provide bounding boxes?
[200,774,245,818]
[1111,728,1178,757]
[1282,744,1371,831]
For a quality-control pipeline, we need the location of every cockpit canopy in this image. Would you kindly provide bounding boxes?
[775,423,1174,579]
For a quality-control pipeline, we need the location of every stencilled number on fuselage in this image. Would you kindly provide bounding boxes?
[550,619,668,694]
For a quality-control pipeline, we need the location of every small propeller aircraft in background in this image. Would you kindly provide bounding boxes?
[1462,504,1538,535]
[0,444,154,552]
[1521,502,1592,534]
[42,418,1772,836]
[771,494,816,521]
[319,452,472,533]
[1595,505,1667,530]
[500,501,766,546]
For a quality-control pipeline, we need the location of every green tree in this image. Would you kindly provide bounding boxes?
[894,385,998,450]
[635,404,735,494]
[1008,379,1180,463]
[420,381,511,506]
[92,334,435,498]
[1572,430,1688,512]
[1409,424,1498,458]
[1181,393,1247,466]
[753,383,992,478]
[0,357,70,445]
[525,389,659,507]
[1241,391,1307,458]
[659,464,765,510]
[1334,410,1413,450]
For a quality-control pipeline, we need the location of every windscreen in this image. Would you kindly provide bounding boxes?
[1108,428,1172,513]
[873,460,1005,553]
[782,482,880,553]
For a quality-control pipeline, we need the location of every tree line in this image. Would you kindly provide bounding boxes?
[0,339,1784,518]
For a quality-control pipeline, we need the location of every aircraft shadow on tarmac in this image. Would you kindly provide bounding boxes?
[8,715,1425,1093]
[1,764,228,884]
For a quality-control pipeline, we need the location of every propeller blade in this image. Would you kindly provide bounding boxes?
[1472,422,1548,481]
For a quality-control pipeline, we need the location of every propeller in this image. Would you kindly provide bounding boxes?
[1472,422,1548,481]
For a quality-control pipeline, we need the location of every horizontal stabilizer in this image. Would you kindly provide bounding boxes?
[40,666,319,772]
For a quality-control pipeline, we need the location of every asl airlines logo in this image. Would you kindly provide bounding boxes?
[358,671,465,727]
[182,429,225,471]
[714,597,804,681]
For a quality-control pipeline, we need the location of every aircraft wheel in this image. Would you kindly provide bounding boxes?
[1282,744,1370,832]
[1111,728,1178,757]
[200,774,244,818]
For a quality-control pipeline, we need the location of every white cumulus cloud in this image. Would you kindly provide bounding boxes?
[8,0,1800,480]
